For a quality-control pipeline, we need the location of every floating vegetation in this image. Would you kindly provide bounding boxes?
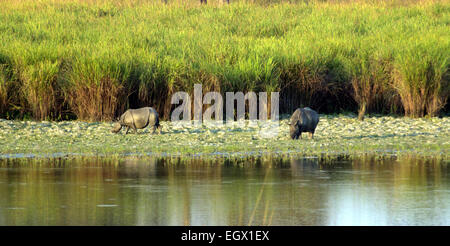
[0,115,448,159]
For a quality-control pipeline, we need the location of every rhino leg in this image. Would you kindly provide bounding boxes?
[151,125,156,134]
[125,126,130,134]
[132,124,137,134]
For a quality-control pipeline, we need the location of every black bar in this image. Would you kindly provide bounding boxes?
[0,226,448,244]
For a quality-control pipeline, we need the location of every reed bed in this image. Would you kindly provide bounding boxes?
[0,0,448,120]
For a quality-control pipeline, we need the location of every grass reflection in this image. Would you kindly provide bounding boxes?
[0,156,448,225]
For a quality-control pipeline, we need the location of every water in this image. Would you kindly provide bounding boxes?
[0,157,449,226]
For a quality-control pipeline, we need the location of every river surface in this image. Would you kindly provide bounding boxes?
[0,157,449,226]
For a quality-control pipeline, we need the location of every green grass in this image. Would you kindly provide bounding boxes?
[0,0,448,120]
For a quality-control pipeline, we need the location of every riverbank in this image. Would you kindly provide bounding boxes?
[0,115,448,159]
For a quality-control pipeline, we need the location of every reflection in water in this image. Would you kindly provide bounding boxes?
[0,157,448,225]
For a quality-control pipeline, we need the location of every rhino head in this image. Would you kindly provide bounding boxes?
[111,122,122,133]
[288,120,300,139]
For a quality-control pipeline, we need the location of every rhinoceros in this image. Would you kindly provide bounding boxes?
[111,107,161,134]
[288,107,319,139]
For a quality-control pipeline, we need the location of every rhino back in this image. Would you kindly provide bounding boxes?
[289,109,301,125]
[129,108,151,129]
[301,108,319,131]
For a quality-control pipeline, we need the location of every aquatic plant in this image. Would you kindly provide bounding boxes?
[0,116,448,159]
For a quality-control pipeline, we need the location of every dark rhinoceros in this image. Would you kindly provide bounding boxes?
[111,107,161,134]
[288,107,319,139]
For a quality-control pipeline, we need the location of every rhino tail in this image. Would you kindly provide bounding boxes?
[154,115,160,127]
[152,111,162,134]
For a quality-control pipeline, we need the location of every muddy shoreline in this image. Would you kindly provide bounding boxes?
[0,115,448,160]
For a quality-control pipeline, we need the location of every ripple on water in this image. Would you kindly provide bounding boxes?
[96,204,118,208]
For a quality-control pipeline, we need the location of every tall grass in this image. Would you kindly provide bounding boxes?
[0,0,448,120]
[0,64,12,117]
[0,53,20,118]
[19,60,62,120]
[345,50,392,120]
[65,56,133,121]
[393,42,449,117]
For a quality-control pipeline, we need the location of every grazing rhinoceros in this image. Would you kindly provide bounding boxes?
[288,107,319,139]
[111,107,161,134]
